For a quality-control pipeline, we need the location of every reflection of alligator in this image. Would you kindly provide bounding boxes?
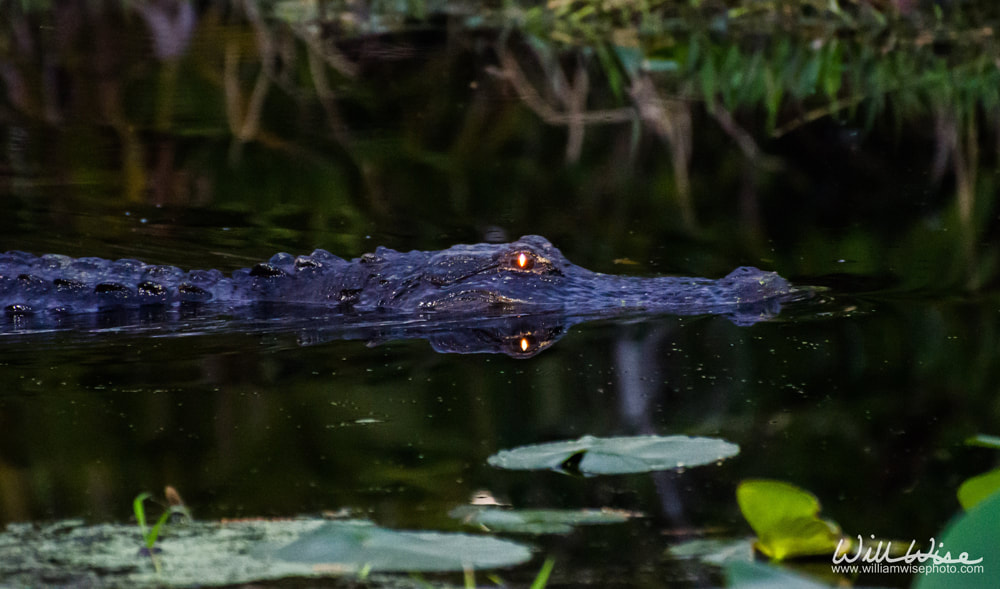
[295,312,571,358]
[0,236,808,354]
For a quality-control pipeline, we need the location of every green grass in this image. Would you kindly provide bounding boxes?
[132,491,192,574]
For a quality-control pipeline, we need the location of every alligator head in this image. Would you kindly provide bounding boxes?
[351,235,803,324]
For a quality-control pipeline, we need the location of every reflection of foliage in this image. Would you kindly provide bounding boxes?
[2,1,1000,287]
[512,1,1000,286]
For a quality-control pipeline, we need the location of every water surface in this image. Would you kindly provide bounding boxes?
[2,2,1000,586]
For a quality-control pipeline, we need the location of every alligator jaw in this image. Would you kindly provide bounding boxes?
[416,289,543,312]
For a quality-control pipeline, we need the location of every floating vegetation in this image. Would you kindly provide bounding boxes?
[449,505,638,534]
[965,434,1000,450]
[736,480,847,561]
[914,489,997,589]
[0,517,532,587]
[487,434,739,475]
[725,560,835,589]
[666,537,754,566]
[957,468,1000,511]
[958,434,1000,510]
[268,519,533,573]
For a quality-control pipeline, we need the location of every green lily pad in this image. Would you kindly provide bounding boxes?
[957,468,1000,510]
[0,517,531,586]
[449,505,637,534]
[736,480,846,561]
[487,435,740,475]
[913,490,995,589]
[964,434,1000,449]
[667,537,755,566]
[0,518,320,587]
[725,560,835,588]
[269,520,532,572]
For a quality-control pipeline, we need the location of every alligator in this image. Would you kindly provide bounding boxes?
[0,235,808,355]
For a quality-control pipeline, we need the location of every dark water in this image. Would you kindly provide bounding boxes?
[2,2,1000,587]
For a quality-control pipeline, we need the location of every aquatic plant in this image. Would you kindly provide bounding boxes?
[913,489,996,589]
[530,557,556,589]
[736,479,847,561]
[448,556,555,589]
[133,493,172,572]
[132,487,192,573]
[957,434,1000,510]
[488,434,740,474]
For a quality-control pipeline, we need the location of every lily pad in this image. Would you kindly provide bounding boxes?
[913,489,995,589]
[725,560,835,589]
[957,468,1000,511]
[449,505,638,534]
[0,518,320,587]
[269,520,532,572]
[487,434,739,475]
[667,537,755,566]
[0,517,531,587]
[736,480,846,561]
[964,434,1000,449]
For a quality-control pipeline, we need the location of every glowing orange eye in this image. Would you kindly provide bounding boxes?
[514,252,533,270]
[519,337,531,352]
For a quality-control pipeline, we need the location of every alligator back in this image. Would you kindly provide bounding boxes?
[0,249,348,315]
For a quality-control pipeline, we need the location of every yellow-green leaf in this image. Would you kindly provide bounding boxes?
[957,468,1000,510]
[736,480,845,561]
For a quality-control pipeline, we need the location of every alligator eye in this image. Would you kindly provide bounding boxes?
[513,251,534,270]
[503,250,560,276]
[509,335,536,355]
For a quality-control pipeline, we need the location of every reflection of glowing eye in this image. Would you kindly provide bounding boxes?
[519,337,531,352]
[515,252,533,270]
